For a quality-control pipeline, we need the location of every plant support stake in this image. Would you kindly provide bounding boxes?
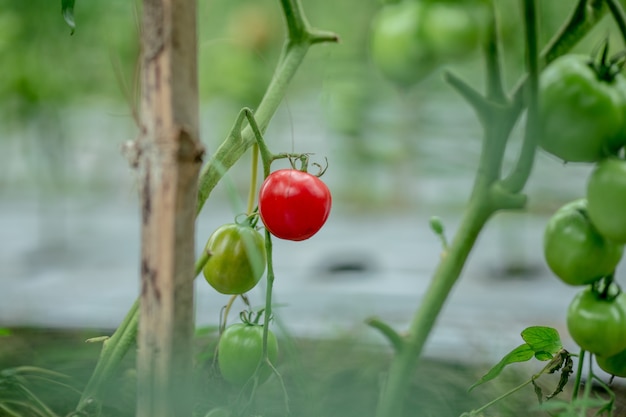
[137,1,203,417]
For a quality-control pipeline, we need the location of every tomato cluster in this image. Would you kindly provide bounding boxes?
[200,164,329,393]
[369,0,487,87]
[540,52,626,376]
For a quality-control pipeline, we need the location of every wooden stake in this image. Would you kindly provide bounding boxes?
[137,0,202,416]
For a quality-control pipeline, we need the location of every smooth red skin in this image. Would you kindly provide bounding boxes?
[258,169,332,241]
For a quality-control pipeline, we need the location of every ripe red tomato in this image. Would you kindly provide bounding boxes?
[567,287,626,357]
[587,158,626,243]
[218,323,278,386]
[543,199,623,286]
[258,169,332,241]
[202,223,266,294]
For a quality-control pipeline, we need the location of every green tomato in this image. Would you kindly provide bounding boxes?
[567,287,626,357]
[218,323,278,386]
[419,0,485,62]
[202,223,266,295]
[543,199,623,286]
[596,348,626,377]
[587,158,626,244]
[369,1,438,87]
[370,0,485,88]
[539,55,626,162]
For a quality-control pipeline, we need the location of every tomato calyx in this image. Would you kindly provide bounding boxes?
[235,211,261,229]
[591,277,622,302]
[272,152,329,177]
[239,308,269,326]
[588,41,625,83]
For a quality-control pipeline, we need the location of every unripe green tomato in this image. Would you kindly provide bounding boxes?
[587,158,626,244]
[567,288,626,357]
[369,1,438,87]
[543,199,623,286]
[218,323,278,386]
[596,348,626,377]
[419,1,484,61]
[202,223,266,295]
[539,55,626,162]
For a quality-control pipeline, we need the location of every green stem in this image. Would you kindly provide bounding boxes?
[366,318,404,353]
[76,252,210,412]
[375,199,494,417]
[605,0,626,44]
[261,230,276,361]
[76,299,139,412]
[501,0,540,193]
[468,379,533,416]
[511,0,606,111]
[571,349,585,400]
[579,353,594,417]
[247,144,259,216]
[483,0,507,104]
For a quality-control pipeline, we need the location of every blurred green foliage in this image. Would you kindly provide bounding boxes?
[2,0,623,126]
[0,0,138,123]
[1,0,626,201]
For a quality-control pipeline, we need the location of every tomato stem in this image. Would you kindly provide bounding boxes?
[606,0,626,45]
[246,144,259,216]
[571,349,585,400]
[220,295,238,333]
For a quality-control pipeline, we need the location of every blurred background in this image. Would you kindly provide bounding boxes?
[2,0,626,364]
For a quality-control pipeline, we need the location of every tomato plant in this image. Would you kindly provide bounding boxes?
[202,223,266,294]
[217,323,278,386]
[538,54,626,162]
[543,199,623,286]
[587,158,626,244]
[258,169,332,241]
[596,347,626,377]
[567,287,626,357]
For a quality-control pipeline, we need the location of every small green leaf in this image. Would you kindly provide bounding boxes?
[0,328,11,337]
[62,0,76,34]
[469,343,534,391]
[429,216,445,235]
[521,326,562,356]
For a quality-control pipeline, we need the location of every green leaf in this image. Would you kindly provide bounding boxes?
[61,0,76,34]
[0,328,11,337]
[469,343,534,391]
[521,326,562,357]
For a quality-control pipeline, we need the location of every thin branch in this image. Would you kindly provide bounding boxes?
[484,0,508,104]
[605,0,626,44]
[501,0,540,193]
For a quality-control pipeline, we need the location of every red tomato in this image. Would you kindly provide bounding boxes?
[258,169,332,241]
